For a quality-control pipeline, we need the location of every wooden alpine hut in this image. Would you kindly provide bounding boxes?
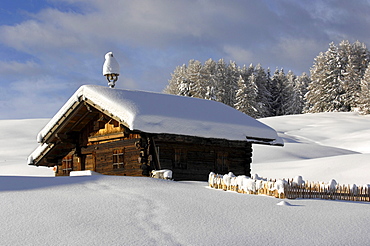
[28,85,283,181]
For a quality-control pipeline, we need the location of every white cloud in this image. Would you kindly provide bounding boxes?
[115,77,138,90]
[272,38,324,73]
[276,38,322,60]
[223,45,255,64]
[1,0,370,118]
[0,60,42,76]
[0,77,72,119]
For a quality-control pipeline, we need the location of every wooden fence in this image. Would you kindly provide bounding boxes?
[209,174,370,202]
[284,180,370,202]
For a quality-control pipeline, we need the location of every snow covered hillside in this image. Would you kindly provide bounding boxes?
[0,112,369,245]
[0,118,53,176]
[254,112,370,185]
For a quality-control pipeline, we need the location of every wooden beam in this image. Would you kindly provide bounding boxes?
[84,99,131,129]
[43,101,85,144]
[88,132,125,142]
[67,108,93,132]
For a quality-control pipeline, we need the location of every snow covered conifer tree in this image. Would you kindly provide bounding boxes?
[203,58,217,100]
[306,43,346,112]
[165,58,302,117]
[214,59,228,104]
[186,59,206,98]
[269,68,300,116]
[224,61,239,107]
[263,67,274,116]
[295,72,310,113]
[269,68,294,116]
[234,75,258,117]
[306,40,369,113]
[254,64,272,118]
[164,64,188,95]
[268,68,280,116]
[321,42,347,111]
[342,41,370,110]
[240,64,254,82]
[338,40,356,111]
[359,65,370,114]
[285,70,302,115]
[305,52,327,112]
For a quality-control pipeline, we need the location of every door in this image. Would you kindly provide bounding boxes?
[84,152,96,171]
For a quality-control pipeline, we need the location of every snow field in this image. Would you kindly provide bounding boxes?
[0,175,369,245]
[0,112,369,245]
[254,112,370,185]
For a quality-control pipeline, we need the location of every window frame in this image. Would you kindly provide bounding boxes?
[113,149,125,169]
[174,149,187,169]
[62,155,73,175]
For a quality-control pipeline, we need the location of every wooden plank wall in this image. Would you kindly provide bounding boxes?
[81,138,143,176]
[153,134,252,181]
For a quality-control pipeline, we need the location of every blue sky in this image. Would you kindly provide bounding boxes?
[1,0,370,119]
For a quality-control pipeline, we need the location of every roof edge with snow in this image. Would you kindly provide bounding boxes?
[29,85,283,165]
[38,85,283,143]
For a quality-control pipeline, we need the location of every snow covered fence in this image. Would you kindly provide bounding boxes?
[208,172,286,198]
[209,173,370,202]
[284,180,370,202]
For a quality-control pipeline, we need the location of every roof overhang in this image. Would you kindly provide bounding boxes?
[30,98,130,167]
[39,97,129,145]
[246,136,284,146]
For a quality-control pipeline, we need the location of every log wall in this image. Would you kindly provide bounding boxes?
[56,118,253,181]
[81,138,143,176]
[152,134,252,181]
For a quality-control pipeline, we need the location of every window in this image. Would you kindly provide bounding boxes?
[62,155,73,175]
[174,149,187,169]
[113,149,125,169]
[216,152,228,173]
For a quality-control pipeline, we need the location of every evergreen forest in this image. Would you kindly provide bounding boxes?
[164,40,370,118]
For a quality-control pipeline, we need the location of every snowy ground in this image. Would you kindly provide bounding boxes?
[0,112,369,245]
[254,112,370,185]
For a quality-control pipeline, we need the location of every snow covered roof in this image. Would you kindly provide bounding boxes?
[36,85,283,145]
